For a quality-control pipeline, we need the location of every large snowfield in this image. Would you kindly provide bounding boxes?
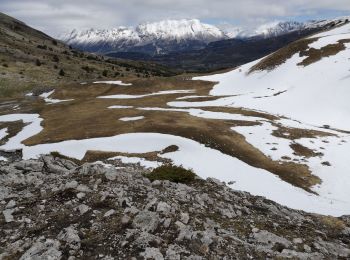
[191,22,350,131]
[1,113,350,216]
[1,21,350,217]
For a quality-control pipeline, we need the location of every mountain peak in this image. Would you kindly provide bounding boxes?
[60,17,349,55]
[135,18,227,42]
[61,18,228,54]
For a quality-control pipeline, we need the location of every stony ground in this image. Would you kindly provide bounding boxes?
[0,154,350,260]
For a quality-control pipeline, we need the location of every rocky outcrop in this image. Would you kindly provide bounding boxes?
[0,155,349,259]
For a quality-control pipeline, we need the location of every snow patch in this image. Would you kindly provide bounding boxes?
[0,131,345,216]
[176,95,210,100]
[108,105,134,109]
[233,121,297,161]
[138,107,262,121]
[0,128,8,140]
[119,116,145,122]
[98,90,195,99]
[40,90,74,104]
[0,114,43,151]
[93,80,132,86]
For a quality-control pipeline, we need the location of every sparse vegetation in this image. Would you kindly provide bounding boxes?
[52,55,59,63]
[272,125,333,140]
[290,143,323,158]
[249,38,316,73]
[50,151,82,165]
[160,145,179,154]
[319,216,346,234]
[146,165,196,184]
[298,39,350,66]
[36,44,47,50]
[82,66,93,73]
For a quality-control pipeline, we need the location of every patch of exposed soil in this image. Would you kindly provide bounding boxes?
[290,143,323,158]
[298,39,350,66]
[248,38,317,73]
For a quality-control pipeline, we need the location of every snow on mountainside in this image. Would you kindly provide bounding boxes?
[61,17,348,55]
[61,19,228,54]
[135,19,225,42]
[254,21,307,37]
[237,18,349,38]
[64,27,140,45]
[192,18,350,130]
[220,21,308,38]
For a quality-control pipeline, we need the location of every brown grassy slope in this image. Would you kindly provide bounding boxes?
[0,12,177,98]
[298,39,350,66]
[18,80,326,193]
[249,21,350,73]
[248,38,317,73]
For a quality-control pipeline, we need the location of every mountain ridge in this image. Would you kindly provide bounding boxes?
[0,11,177,97]
[61,17,349,57]
[61,19,228,55]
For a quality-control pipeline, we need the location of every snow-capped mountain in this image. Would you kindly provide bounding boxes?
[61,19,228,55]
[239,19,346,38]
[135,19,225,42]
[253,21,307,37]
[61,17,349,56]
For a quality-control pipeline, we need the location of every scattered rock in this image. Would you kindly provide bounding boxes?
[252,230,292,249]
[77,204,90,215]
[19,239,61,260]
[5,199,16,209]
[3,208,15,222]
[0,155,348,259]
[157,201,171,214]
[121,214,131,225]
[57,226,81,251]
[104,209,116,218]
[140,247,164,260]
[132,210,160,233]
[65,180,78,189]
[180,212,190,224]
[293,238,303,244]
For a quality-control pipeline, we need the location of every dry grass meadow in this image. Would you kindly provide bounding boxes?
[0,76,336,193]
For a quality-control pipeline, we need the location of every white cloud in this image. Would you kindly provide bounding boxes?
[1,0,349,36]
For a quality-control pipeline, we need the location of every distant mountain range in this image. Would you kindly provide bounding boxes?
[60,17,349,72]
[60,18,339,55]
[61,19,229,55]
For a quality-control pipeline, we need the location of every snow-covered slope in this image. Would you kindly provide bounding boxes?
[61,19,228,54]
[254,21,308,37]
[191,18,350,130]
[238,18,349,38]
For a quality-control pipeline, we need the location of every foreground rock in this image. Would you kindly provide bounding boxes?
[0,155,349,259]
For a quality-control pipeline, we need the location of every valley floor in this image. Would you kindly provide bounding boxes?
[0,75,350,217]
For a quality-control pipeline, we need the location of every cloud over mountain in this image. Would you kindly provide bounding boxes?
[2,0,350,36]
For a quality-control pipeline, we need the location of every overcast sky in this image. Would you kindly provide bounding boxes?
[1,0,350,36]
